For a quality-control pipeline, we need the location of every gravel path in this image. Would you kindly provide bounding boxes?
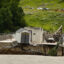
[0,55,64,64]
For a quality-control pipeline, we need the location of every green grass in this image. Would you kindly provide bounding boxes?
[20,0,64,8]
[19,0,64,32]
[25,11,64,32]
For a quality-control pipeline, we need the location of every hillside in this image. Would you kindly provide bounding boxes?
[20,0,64,8]
[19,0,64,32]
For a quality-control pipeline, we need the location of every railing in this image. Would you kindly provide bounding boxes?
[0,33,15,41]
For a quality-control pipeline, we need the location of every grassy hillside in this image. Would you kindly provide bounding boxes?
[20,0,64,8]
[19,0,64,32]
[25,11,64,32]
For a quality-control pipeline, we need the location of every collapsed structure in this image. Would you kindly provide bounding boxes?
[14,25,63,45]
[14,27,44,45]
[13,25,64,56]
[0,26,63,56]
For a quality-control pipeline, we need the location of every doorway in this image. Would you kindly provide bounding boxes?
[21,32,29,44]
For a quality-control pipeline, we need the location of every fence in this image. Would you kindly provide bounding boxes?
[0,33,15,41]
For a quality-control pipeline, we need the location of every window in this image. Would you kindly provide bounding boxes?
[33,33,36,35]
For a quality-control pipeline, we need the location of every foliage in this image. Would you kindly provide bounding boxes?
[20,0,64,8]
[20,0,64,32]
[0,0,26,33]
[25,11,64,32]
[48,47,57,56]
[48,41,62,56]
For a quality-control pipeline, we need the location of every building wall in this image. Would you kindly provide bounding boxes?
[15,27,44,44]
[15,29,31,44]
[32,29,43,44]
[21,45,63,56]
[14,33,21,43]
[24,27,44,44]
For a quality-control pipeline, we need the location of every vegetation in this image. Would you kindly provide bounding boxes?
[48,47,57,56]
[20,0,64,8]
[0,0,26,33]
[19,0,64,32]
[48,40,63,56]
[25,11,64,32]
[0,0,64,33]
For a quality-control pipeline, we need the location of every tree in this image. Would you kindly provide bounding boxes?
[0,0,26,33]
[59,0,64,3]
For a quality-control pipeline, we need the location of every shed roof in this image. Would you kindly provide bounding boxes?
[16,28,24,33]
[24,27,43,31]
[16,27,43,33]
[16,28,30,33]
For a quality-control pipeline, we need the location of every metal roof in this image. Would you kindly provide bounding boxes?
[16,28,28,33]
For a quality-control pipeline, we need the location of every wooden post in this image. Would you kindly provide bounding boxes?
[55,25,63,56]
[60,25,63,56]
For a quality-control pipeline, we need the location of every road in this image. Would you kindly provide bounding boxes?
[0,55,64,64]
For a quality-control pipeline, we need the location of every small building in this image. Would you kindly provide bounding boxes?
[37,7,43,10]
[14,27,44,45]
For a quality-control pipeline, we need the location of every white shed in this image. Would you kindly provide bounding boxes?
[15,27,44,45]
[14,28,31,44]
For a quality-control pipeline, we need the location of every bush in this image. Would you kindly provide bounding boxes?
[0,0,26,33]
[48,47,57,56]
